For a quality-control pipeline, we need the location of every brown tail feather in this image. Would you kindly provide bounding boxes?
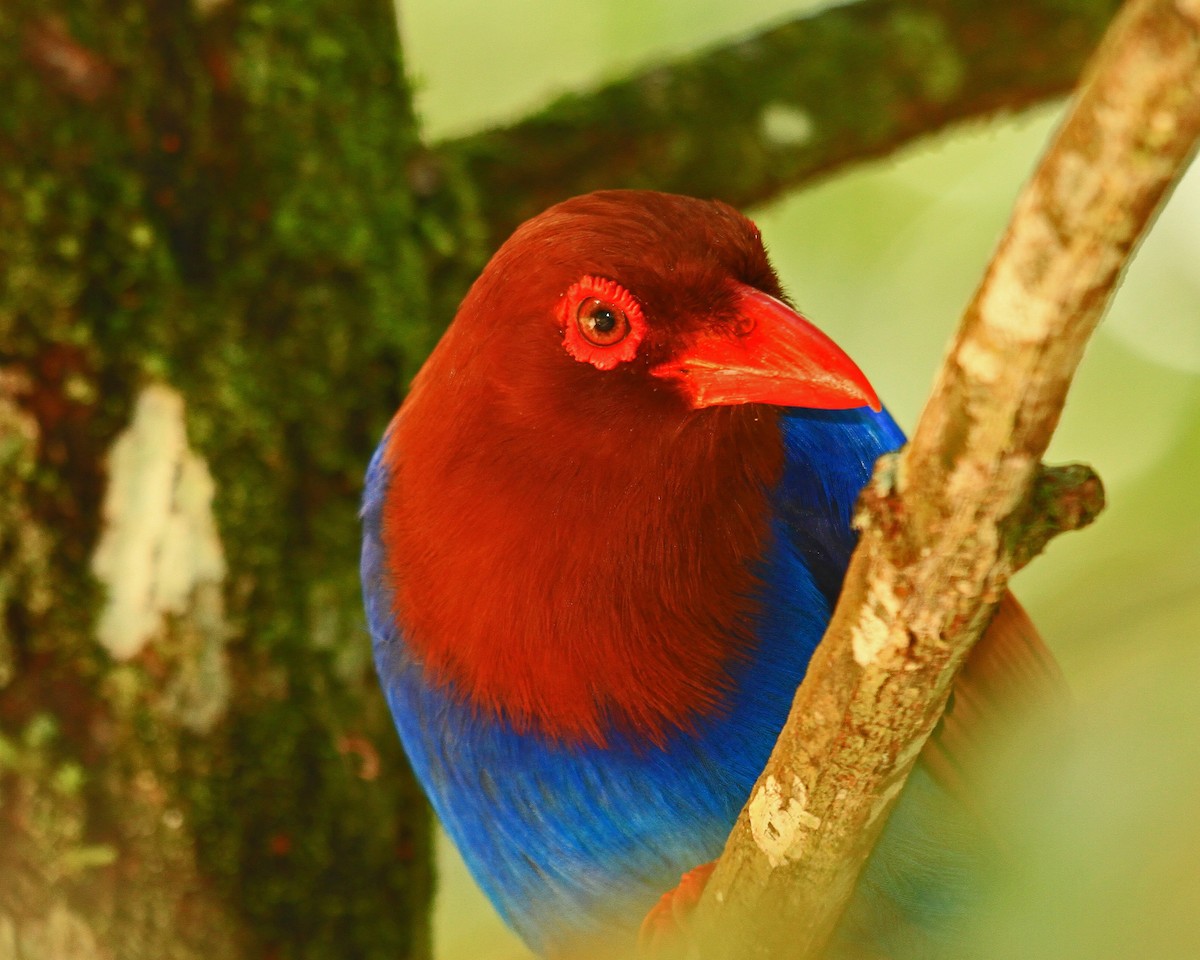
[922,593,1067,809]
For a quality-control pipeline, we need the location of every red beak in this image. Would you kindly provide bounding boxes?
[650,283,881,412]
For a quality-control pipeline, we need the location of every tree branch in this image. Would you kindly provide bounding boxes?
[685,0,1200,956]
[440,0,1122,245]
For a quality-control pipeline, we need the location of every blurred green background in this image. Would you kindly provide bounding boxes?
[399,1,1200,958]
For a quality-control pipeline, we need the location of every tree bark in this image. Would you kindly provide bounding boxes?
[1,1,442,957]
[688,0,1200,956]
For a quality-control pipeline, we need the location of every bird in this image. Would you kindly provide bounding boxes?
[360,190,1063,959]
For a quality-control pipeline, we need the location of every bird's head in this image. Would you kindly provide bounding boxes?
[437,190,879,435]
[383,191,885,745]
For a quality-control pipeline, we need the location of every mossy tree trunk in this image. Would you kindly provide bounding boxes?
[0,0,1124,957]
[0,1,484,957]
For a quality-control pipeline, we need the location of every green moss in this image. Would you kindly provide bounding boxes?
[0,376,48,690]
[0,716,114,887]
[1002,463,1106,573]
[886,9,966,104]
[0,0,485,955]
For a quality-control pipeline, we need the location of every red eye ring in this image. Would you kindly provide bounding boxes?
[558,276,647,370]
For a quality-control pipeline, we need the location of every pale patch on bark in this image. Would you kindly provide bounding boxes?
[91,384,226,662]
[976,208,1063,345]
[955,338,1002,384]
[851,578,904,668]
[748,775,822,868]
[759,103,815,147]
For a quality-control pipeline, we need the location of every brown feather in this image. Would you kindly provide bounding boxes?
[923,592,1067,811]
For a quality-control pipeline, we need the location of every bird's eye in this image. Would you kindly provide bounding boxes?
[558,275,647,370]
[576,298,629,346]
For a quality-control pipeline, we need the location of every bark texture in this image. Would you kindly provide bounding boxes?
[689,1,1200,956]
[0,0,458,957]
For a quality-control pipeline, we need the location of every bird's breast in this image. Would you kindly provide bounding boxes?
[379,434,779,746]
